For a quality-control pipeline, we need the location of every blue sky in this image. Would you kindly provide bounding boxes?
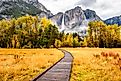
[38,0,121,20]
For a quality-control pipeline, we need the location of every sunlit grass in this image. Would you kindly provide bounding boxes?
[62,48,121,81]
[0,49,64,81]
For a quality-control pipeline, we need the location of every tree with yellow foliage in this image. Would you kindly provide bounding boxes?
[87,21,121,48]
[40,17,52,32]
[54,39,62,48]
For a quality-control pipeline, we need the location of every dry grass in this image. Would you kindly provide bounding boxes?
[0,49,64,81]
[62,48,121,81]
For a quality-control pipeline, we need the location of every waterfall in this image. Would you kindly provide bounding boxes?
[61,14,65,32]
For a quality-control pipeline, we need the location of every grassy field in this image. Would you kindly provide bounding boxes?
[62,48,121,81]
[0,49,64,81]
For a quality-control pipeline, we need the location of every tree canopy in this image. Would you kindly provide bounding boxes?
[0,16,81,48]
[87,21,121,48]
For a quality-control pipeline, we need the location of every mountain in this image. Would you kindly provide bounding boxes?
[0,0,53,19]
[50,6,101,35]
[83,9,101,21]
[0,0,101,36]
[104,15,121,25]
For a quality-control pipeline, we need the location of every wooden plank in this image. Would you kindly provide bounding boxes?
[32,49,73,81]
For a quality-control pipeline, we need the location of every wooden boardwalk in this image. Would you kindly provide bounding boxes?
[32,49,73,81]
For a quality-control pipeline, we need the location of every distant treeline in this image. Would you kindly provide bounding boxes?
[0,16,121,48]
[87,21,121,48]
[0,16,81,48]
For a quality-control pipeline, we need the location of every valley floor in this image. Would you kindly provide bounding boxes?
[62,48,121,81]
[0,48,121,81]
[0,49,63,81]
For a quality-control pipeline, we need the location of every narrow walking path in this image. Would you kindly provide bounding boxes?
[32,49,73,81]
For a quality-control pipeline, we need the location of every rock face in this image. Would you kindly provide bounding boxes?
[0,0,53,19]
[1,0,38,3]
[50,7,101,36]
[50,12,63,29]
[0,0,101,36]
[104,15,121,25]
[84,9,101,21]
[64,7,86,31]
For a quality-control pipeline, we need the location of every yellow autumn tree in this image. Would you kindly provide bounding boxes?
[81,37,87,47]
[62,34,73,47]
[73,36,80,47]
[40,17,52,31]
[54,39,62,48]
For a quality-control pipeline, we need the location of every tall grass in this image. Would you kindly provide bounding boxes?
[0,49,63,81]
[63,48,121,81]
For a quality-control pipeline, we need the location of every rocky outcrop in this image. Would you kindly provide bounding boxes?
[64,6,86,29]
[104,15,121,25]
[0,0,102,36]
[84,9,101,21]
[1,0,38,3]
[50,12,63,29]
[50,6,101,36]
[0,0,53,19]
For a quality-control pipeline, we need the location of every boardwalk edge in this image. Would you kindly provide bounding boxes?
[31,49,65,81]
[58,49,74,81]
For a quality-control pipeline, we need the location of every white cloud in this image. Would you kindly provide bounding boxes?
[38,0,80,14]
[76,0,96,7]
[38,0,121,20]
